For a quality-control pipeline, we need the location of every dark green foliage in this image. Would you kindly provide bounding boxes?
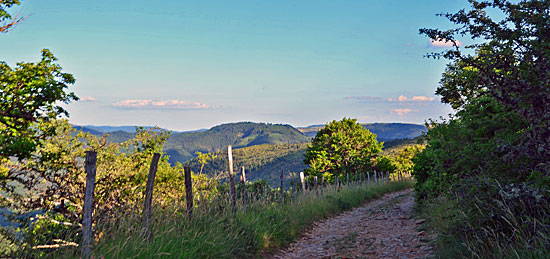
[415,0,550,257]
[420,0,550,176]
[0,49,78,159]
[413,96,527,199]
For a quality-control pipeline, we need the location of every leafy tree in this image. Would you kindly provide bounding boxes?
[1,1,76,159]
[375,156,395,173]
[420,0,550,175]
[195,151,217,175]
[413,96,527,199]
[0,49,78,159]
[391,145,424,173]
[304,118,382,180]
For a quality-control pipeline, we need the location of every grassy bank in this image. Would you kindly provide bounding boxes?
[417,194,550,259]
[55,180,413,258]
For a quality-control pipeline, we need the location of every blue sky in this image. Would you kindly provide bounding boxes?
[1,0,469,131]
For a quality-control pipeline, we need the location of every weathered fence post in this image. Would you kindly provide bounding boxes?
[291,172,298,198]
[386,171,390,182]
[314,176,318,197]
[279,167,284,207]
[184,166,193,217]
[227,146,236,215]
[320,175,324,196]
[81,151,97,259]
[346,172,349,186]
[241,167,247,212]
[367,171,371,185]
[374,170,378,183]
[142,153,160,242]
[299,172,305,194]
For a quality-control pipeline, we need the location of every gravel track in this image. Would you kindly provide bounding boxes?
[273,189,433,259]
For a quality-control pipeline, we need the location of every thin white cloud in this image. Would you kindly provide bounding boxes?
[79,96,97,102]
[429,38,462,48]
[391,108,413,116]
[113,99,210,110]
[386,95,436,102]
[346,95,436,103]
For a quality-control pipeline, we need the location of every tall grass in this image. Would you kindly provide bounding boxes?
[418,182,550,259]
[54,180,412,258]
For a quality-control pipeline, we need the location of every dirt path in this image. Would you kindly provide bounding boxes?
[273,189,433,259]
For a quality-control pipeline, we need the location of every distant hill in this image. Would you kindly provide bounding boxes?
[73,122,311,164]
[164,122,310,164]
[185,143,309,186]
[80,125,161,133]
[72,122,426,174]
[362,123,427,141]
[298,123,427,141]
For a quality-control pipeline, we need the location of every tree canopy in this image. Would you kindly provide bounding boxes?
[304,118,382,179]
[420,0,550,175]
[0,49,78,159]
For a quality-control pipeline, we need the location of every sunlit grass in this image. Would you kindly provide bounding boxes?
[53,179,413,258]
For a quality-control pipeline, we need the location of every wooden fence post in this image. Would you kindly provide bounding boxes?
[346,172,349,186]
[320,175,324,196]
[241,167,247,212]
[81,151,97,259]
[291,172,297,197]
[314,176,318,197]
[184,166,193,217]
[142,153,160,242]
[299,172,305,194]
[227,146,236,216]
[374,170,378,183]
[386,171,390,182]
[367,171,371,185]
[279,167,284,207]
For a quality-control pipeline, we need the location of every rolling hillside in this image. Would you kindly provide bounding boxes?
[73,122,311,164]
[72,122,426,170]
[164,122,310,164]
[185,143,309,186]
